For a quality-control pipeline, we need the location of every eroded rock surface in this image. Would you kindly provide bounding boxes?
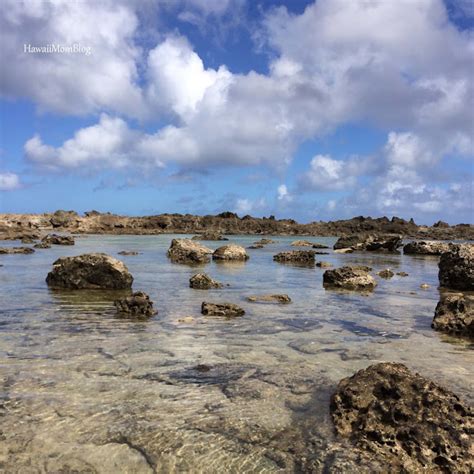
[378,269,394,279]
[334,233,402,252]
[114,291,156,319]
[432,293,474,339]
[323,266,377,291]
[273,250,316,264]
[167,239,212,264]
[403,240,450,255]
[190,273,223,290]
[213,244,249,261]
[42,234,75,245]
[291,240,314,247]
[0,246,34,254]
[192,232,228,241]
[438,244,474,290]
[46,253,133,289]
[201,302,245,317]
[330,362,473,473]
[246,294,291,304]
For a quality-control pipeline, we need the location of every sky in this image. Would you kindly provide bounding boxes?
[0,0,473,224]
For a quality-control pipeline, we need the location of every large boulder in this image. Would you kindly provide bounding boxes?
[201,302,245,317]
[114,291,156,319]
[323,266,377,291]
[167,239,212,264]
[403,241,450,255]
[46,253,133,289]
[438,244,474,290]
[330,362,473,472]
[41,234,75,245]
[0,247,34,254]
[432,293,473,339]
[334,233,402,252]
[212,244,249,261]
[189,273,223,289]
[192,232,228,241]
[273,250,316,264]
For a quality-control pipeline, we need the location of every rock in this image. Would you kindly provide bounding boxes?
[334,233,402,252]
[312,243,329,249]
[334,248,354,254]
[432,293,474,339]
[378,269,394,279]
[420,283,430,289]
[167,239,212,264]
[247,244,264,249]
[50,210,78,228]
[397,271,409,277]
[201,302,245,317]
[438,244,474,290]
[20,236,36,244]
[42,234,75,245]
[330,362,473,472]
[246,294,291,304]
[114,291,156,319]
[192,232,228,241]
[189,273,223,289]
[33,241,51,249]
[316,261,332,268]
[291,240,314,247]
[403,241,450,255]
[0,246,34,254]
[253,238,275,245]
[46,253,133,289]
[273,250,316,264]
[433,220,450,228]
[117,251,139,256]
[323,266,377,291]
[212,244,249,261]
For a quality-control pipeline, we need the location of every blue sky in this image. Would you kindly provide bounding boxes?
[0,0,472,224]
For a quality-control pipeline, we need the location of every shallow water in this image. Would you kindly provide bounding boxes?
[0,235,472,472]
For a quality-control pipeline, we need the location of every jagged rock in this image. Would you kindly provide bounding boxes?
[50,210,78,228]
[273,250,316,264]
[0,247,34,254]
[438,244,474,291]
[316,261,332,268]
[189,273,223,289]
[291,240,314,247]
[397,271,409,277]
[192,232,228,241]
[33,241,51,249]
[246,294,291,304]
[212,244,249,261]
[114,291,156,319]
[117,251,139,256]
[41,234,75,245]
[378,269,394,279]
[46,253,133,289]
[334,248,354,254]
[432,293,474,339]
[433,220,449,228]
[403,241,450,255]
[323,266,377,291]
[201,302,245,317]
[331,362,473,472]
[334,233,402,252]
[167,239,212,264]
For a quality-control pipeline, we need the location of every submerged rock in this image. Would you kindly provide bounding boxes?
[377,269,394,279]
[167,239,212,264]
[323,266,377,291]
[118,250,139,256]
[201,302,245,317]
[247,244,264,249]
[189,273,223,289]
[253,238,275,245]
[33,241,51,249]
[192,231,228,241]
[397,271,409,277]
[291,240,314,247]
[114,291,156,319]
[316,261,332,268]
[403,240,450,255]
[330,362,473,472]
[246,294,291,304]
[334,233,402,252]
[213,244,249,261]
[432,293,474,339]
[0,246,34,254]
[41,234,75,245]
[273,250,316,264]
[438,244,474,291]
[46,253,133,289]
[312,242,329,249]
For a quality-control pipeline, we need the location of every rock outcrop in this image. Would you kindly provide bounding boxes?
[246,294,291,303]
[377,269,394,279]
[192,232,228,241]
[330,362,473,472]
[189,273,223,289]
[41,234,75,245]
[212,244,249,261]
[438,244,474,291]
[334,233,402,252]
[403,241,450,255]
[432,293,473,339]
[46,253,133,289]
[167,239,212,264]
[273,250,316,264]
[253,238,275,245]
[201,302,245,317]
[33,241,51,249]
[291,240,314,247]
[0,247,34,254]
[114,291,156,319]
[316,261,332,268]
[323,266,377,291]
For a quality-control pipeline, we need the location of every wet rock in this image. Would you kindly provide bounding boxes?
[432,293,473,339]
[330,362,473,472]
[114,291,156,319]
[192,232,228,241]
[403,240,450,255]
[117,251,139,256]
[246,294,291,304]
[167,239,212,264]
[323,266,377,291]
[41,233,75,245]
[247,244,264,249]
[334,233,402,252]
[291,240,314,247]
[20,236,36,244]
[378,269,394,279]
[189,273,223,289]
[46,253,133,289]
[0,246,34,254]
[397,271,409,277]
[334,248,353,254]
[312,243,329,249]
[254,238,275,245]
[420,283,430,289]
[213,244,249,261]
[438,244,474,290]
[273,250,316,264]
[33,241,51,249]
[316,261,332,268]
[201,302,245,317]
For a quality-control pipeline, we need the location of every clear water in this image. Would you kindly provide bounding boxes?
[0,235,472,472]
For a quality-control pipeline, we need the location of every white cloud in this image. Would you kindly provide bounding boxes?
[0,172,21,191]
[234,197,267,215]
[277,184,292,202]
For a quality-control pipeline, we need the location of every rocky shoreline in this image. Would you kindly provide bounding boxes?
[1,210,472,240]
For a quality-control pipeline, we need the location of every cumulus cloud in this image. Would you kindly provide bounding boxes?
[277,184,292,202]
[0,172,21,191]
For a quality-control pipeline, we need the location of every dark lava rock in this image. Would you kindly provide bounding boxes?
[0,246,34,254]
[46,253,133,289]
[273,250,316,264]
[192,232,228,241]
[403,241,450,255]
[246,294,291,304]
[201,302,245,317]
[331,362,473,472]
[438,244,474,291]
[167,238,212,264]
[114,291,156,319]
[316,261,332,268]
[34,241,51,249]
[378,269,394,279]
[334,233,402,252]
[432,293,473,339]
[42,234,75,245]
[323,266,377,291]
[189,273,223,289]
[117,251,139,256]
